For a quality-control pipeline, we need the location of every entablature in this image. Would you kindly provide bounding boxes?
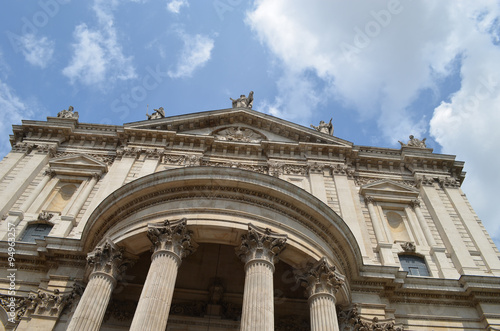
[359,179,419,204]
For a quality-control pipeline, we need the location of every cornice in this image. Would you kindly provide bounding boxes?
[8,112,466,184]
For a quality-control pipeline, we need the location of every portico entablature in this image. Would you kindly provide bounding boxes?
[78,167,361,296]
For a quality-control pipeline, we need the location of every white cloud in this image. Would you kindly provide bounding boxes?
[0,80,33,159]
[63,0,136,86]
[19,34,54,69]
[168,32,214,78]
[167,0,188,14]
[246,1,500,246]
[261,71,322,122]
[430,10,500,245]
[246,0,459,140]
[62,24,108,85]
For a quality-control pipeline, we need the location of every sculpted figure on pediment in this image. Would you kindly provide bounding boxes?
[146,106,165,120]
[57,105,79,119]
[399,135,426,148]
[230,91,253,108]
[311,118,333,135]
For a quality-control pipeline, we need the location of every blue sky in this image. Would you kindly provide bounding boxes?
[1,0,500,249]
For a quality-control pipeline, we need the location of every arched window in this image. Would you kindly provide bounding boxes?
[399,254,430,276]
[20,223,53,243]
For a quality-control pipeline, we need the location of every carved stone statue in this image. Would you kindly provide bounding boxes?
[399,135,426,148]
[230,91,253,108]
[57,106,79,120]
[146,106,165,120]
[310,118,333,135]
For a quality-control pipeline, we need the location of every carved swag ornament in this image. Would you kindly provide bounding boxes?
[338,306,404,331]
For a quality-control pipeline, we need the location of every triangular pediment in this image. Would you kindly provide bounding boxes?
[124,108,353,147]
[359,179,419,203]
[49,154,108,176]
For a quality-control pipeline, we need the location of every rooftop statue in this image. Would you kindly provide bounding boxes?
[230,91,253,108]
[399,135,427,148]
[57,105,79,120]
[310,118,333,135]
[146,106,165,120]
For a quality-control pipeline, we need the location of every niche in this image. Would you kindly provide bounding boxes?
[45,183,78,212]
[385,211,410,243]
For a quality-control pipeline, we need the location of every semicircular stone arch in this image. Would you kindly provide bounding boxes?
[82,166,362,301]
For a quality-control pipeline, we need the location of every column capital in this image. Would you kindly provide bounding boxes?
[87,238,129,281]
[236,224,287,267]
[43,169,57,178]
[296,257,344,299]
[147,218,196,261]
[364,195,375,204]
[12,142,35,154]
[410,199,421,209]
[90,172,101,181]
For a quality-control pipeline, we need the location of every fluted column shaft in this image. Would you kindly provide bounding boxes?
[129,218,195,331]
[67,239,128,331]
[67,272,115,331]
[241,259,275,330]
[309,293,339,331]
[237,224,287,331]
[297,257,343,331]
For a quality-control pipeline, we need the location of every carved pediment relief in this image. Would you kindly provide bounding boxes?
[124,108,353,147]
[359,179,419,203]
[212,126,266,143]
[49,154,108,176]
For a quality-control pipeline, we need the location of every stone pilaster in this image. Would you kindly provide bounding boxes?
[67,239,128,331]
[333,171,369,259]
[365,196,396,265]
[0,146,53,218]
[236,224,287,331]
[129,218,195,331]
[296,257,343,331]
[67,173,100,219]
[419,182,479,275]
[0,143,33,182]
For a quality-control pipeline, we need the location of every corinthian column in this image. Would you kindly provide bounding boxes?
[296,258,344,331]
[236,224,287,331]
[67,239,128,331]
[129,218,195,331]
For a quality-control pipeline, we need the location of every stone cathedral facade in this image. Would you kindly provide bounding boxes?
[0,102,499,330]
